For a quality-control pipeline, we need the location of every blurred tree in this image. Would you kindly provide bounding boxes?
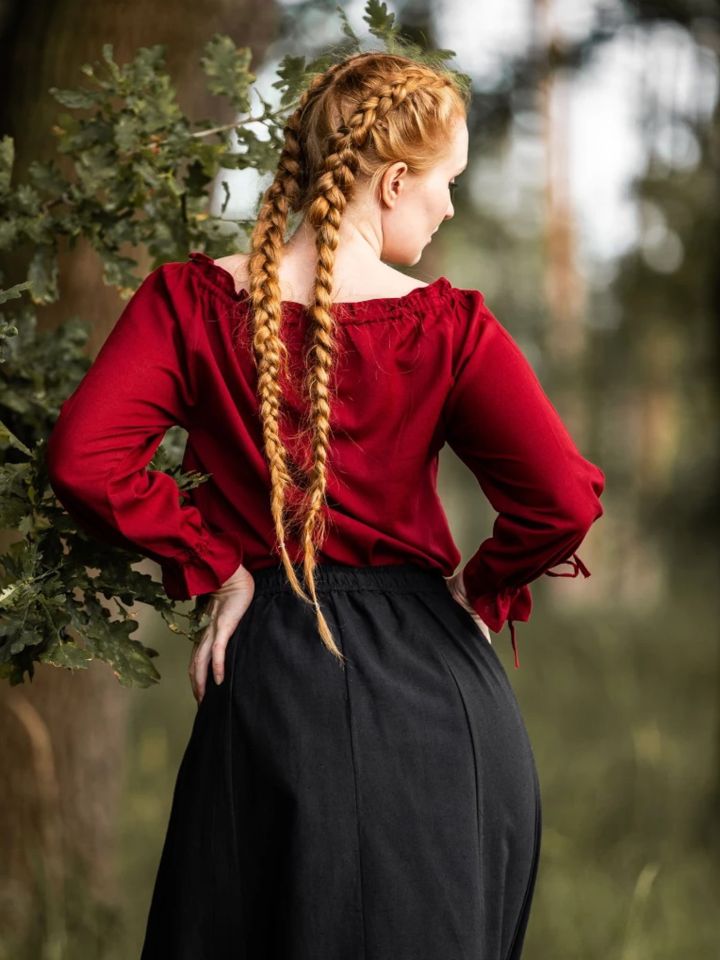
[0,2,280,954]
[612,1,720,848]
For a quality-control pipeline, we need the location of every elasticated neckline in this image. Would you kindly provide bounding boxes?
[187,250,452,321]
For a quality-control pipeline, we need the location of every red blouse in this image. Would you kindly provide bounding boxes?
[45,250,605,667]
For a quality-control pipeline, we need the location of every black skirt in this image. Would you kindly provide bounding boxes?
[140,562,542,960]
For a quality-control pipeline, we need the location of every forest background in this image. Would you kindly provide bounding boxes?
[0,0,718,957]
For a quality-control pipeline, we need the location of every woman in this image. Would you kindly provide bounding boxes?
[46,50,605,960]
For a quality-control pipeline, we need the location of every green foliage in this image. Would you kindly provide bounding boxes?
[0,35,331,688]
[199,36,256,113]
[0,4,469,687]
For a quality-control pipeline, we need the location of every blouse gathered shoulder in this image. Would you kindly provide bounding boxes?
[45,251,605,667]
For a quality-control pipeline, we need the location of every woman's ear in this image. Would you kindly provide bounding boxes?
[380,161,409,208]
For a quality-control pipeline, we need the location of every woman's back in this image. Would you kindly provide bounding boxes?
[43,48,607,960]
[210,250,431,305]
[45,250,604,665]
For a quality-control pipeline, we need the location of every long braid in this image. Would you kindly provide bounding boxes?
[297,70,459,660]
[241,51,468,666]
[239,61,351,609]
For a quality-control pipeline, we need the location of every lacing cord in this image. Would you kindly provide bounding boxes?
[508,552,591,669]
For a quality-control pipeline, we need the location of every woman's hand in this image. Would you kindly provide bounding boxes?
[445,570,492,643]
[189,563,255,705]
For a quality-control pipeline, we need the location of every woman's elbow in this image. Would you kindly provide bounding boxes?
[551,474,604,538]
[45,426,105,511]
[571,477,605,533]
[569,459,605,530]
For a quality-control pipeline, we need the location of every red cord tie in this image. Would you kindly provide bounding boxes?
[507,553,592,669]
[545,551,591,579]
[508,618,520,669]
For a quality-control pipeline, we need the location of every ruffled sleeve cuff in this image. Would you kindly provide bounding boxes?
[160,528,246,600]
[462,573,533,670]
[461,551,593,669]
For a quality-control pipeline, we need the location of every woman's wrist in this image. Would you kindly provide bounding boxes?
[216,562,253,594]
[445,570,492,642]
[446,570,470,606]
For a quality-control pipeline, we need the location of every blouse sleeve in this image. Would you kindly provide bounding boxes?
[45,263,245,600]
[442,288,605,667]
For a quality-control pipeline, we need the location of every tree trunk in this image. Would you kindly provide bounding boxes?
[0,0,276,952]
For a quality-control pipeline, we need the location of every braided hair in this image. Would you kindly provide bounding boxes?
[234,50,470,665]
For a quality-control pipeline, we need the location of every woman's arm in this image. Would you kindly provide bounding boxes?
[45,263,245,600]
[443,288,605,664]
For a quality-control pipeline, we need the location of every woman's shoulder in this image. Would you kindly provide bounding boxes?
[206,253,437,304]
[170,252,495,320]
[182,251,458,319]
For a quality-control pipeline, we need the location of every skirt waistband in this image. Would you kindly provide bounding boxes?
[249,561,451,596]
